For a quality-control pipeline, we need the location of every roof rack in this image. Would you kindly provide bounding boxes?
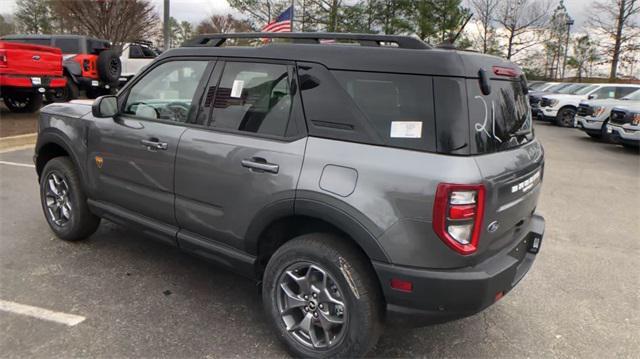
[182,32,431,50]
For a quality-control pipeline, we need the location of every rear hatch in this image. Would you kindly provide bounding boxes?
[461,53,544,263]
[0,41,63,77]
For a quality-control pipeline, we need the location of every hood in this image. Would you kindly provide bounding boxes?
[42,101,93,118]
[543,93,586,101]
[580,98,626,107]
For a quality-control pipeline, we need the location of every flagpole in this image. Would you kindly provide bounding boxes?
[291,0,295,32]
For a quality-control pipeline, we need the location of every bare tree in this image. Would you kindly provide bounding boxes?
[469,0,499,53]
[496,0,549,60]
[14,0,51,34]
[196,14,254,34]
[589,0,640,79]
[227,0,291,25]
[50,0,159,47]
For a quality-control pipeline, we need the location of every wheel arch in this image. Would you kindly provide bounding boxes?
[35,130,87,188]
[247,198,391,279]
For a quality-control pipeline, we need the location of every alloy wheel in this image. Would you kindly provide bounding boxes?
[277,262,347,350]
[44,172,72,226]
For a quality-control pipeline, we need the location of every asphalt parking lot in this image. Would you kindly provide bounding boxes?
[0,121,638,358]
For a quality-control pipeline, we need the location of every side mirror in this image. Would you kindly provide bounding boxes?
[587,94,595,100]
[92,95,118,118]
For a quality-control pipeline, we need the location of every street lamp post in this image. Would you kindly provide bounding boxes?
[561,16,574,80]
[163,0,170,51]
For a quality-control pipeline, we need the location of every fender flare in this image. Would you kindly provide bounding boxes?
[36,129,88,189]
[244,193,391,263]
[63,60,82,84]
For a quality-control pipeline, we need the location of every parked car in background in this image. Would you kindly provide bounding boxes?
[0,41,67,112]
[607,104,640,149]
[119,41,157,84]
[1,34,122,100]
[539,83,640,127]
[576,89,640,141]
[529,83,584,120]
[33,32,545,358]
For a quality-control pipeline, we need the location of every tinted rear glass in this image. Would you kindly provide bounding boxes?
[54,38,80,53]
[333,70,436,152]
[467,79,532,153]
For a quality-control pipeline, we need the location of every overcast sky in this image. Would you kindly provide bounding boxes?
[0,0,594,30]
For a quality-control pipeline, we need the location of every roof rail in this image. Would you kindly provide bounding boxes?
[182,32,431,50]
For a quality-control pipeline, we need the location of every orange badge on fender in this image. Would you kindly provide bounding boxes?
[95,155,104,168]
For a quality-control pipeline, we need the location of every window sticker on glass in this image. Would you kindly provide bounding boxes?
[231,79,244,98]
[390,121,422,138]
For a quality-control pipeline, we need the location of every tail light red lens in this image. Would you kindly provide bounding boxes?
[0,50,7,67]
[433,183,486,255]
[492,66,521,78]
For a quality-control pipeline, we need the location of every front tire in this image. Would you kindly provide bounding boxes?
[40,157,100,241]
[262,234,383,358]
[555,107,576,127]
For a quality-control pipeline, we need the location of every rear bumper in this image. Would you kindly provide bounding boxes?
[0,74,66,90]
[75,76,113,90]
[374,214,545,326]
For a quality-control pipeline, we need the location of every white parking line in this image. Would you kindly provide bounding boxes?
[0,160,35,168]
[0,299,86,326]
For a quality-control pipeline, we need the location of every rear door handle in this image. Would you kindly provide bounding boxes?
[241,158,279,174]
[141,139,168,151]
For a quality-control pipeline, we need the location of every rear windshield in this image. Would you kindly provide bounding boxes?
[5,38,51,46]
[467,78,532,153]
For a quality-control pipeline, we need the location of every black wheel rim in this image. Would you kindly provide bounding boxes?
[44,172,72,226]
[277,262,348,350]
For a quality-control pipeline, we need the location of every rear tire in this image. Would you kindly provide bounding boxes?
[555,107,576,127]
[262,233,383,358]
[3,93,42,113]
[40,157,100,241]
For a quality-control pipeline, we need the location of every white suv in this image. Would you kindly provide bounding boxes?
[540,83,640,127]
[119,42,158,84]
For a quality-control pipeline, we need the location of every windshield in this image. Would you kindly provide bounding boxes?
[547,83,572,93]
[622,89,640,100]
[529,82,547,90]
[574,85,598,95]
[557,84,587,94]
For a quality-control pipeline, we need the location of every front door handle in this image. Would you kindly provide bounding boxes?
[141,139,168,151]
[241,157,279,174]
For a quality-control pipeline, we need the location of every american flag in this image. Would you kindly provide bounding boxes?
[262,6,293,33]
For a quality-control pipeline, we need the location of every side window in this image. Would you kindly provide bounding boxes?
[141,46,156,58]
[590,86,616,99]
[209,62,292,137]
[616,87,638,98]
[129,45,144,59]
[53,38,80,54]
[123,61,208,123]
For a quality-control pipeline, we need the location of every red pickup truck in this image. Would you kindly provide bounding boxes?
[0,41,67,113]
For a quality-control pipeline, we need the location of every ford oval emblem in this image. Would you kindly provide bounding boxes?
[32,55,41,61]
[487,221,499,233]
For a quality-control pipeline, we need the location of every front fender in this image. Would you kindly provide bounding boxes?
[36,121,89,189]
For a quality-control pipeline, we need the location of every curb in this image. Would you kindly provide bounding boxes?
[0,133,37,152]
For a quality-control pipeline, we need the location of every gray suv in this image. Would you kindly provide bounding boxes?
[34,33,545,358]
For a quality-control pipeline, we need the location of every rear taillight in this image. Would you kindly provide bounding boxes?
[433,183,485,255]
[0,50,7,67]
[492,66,521,78]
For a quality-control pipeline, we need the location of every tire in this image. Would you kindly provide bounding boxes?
[3,92,42,113]
[85,88,102,99]
[46,78,78,102]
[97,50,122,84]
[40,157,100,241]
[262,233,383,358]
[555,107,576,127]
[587,133,601,139]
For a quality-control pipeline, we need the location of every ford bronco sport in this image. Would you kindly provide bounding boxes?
[2,34,122,101]
[34,33,545,358]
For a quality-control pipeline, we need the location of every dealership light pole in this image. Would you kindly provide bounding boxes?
[561,15,574,80]
[163,0,170,51]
